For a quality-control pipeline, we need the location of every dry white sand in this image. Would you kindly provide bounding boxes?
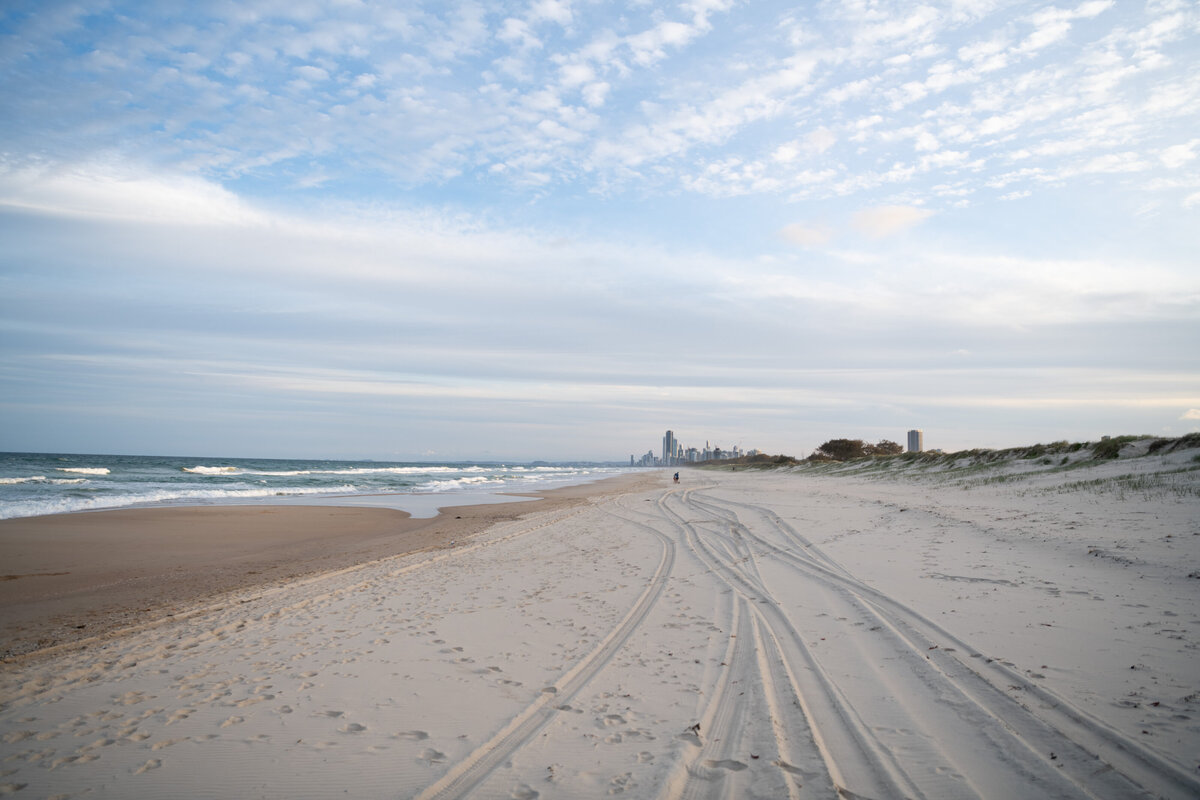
[1,447,1197,798]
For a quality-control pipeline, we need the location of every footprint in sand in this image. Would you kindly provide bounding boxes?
[235,695,270,708]
[609,773,633,793]
[704,759,748,772]
[134,758,161,775]
[393,730,429,741]
[82,737,115,750]
[151,738,188,753]
[338,723,367,734]
[510,783,539,799]
[418,748,447,764]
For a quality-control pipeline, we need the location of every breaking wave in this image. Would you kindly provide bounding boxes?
[0,484,359,521]
[1,476,87,485]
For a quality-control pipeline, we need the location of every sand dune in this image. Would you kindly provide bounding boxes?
[1,449,1197,798]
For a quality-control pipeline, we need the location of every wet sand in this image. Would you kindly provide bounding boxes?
[0,472,658,659]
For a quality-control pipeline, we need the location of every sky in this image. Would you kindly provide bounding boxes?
[0,0,1198,462]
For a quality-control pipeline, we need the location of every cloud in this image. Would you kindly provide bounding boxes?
[806,127,837,154]
[1182,409,1200,420]
[1161,141,1198,169]
[780,223,832,247]
[0,0,1193,209]
[529,0,573,27]
[0,161,267,226]
[2,150,1195,459]
[1019,0,1114,55]
[851,205,934,238]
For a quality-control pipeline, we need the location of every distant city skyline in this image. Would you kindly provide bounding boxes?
[1,2,1196,462]
[636,430,751,467]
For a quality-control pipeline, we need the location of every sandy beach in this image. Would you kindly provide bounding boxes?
[1,450,1198,798]
[0,475,653,660]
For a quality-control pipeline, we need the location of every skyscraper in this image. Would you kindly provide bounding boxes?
[663,430,678,465]
[907,429,924,453]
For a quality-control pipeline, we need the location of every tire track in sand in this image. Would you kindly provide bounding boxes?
[681,486,1200,799]
[618,488,832,800]
[416,503,675,800]
[658,487,919,800]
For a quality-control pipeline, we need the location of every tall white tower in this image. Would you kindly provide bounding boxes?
[907,429,924,453]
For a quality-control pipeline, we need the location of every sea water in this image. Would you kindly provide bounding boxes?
[0,452,633,520]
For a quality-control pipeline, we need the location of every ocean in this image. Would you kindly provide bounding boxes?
[0,452,634,520]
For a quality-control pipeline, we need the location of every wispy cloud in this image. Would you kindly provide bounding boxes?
[779,222,833,247]
[0,161,268,226]
[851,205,934,238]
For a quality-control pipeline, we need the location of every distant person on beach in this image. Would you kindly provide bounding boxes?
[673,472,679,483]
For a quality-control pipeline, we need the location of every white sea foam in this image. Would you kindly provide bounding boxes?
[0,475,85,485]
[183,465,479,477]
[4,454,630,521]
[419,476,505,492]
[0,484,360,520]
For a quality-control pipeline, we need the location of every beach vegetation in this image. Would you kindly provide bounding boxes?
[776,433,1200,496]
[1091,435,1141,460]
[1032,465,1200,500]
[812,439,868,460]
[698,453,805,470]
[810,439,907,461]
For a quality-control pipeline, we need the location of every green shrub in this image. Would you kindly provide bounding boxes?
[1093,436,1137,459]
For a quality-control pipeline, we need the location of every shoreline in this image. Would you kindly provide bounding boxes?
[0,471,662,661]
